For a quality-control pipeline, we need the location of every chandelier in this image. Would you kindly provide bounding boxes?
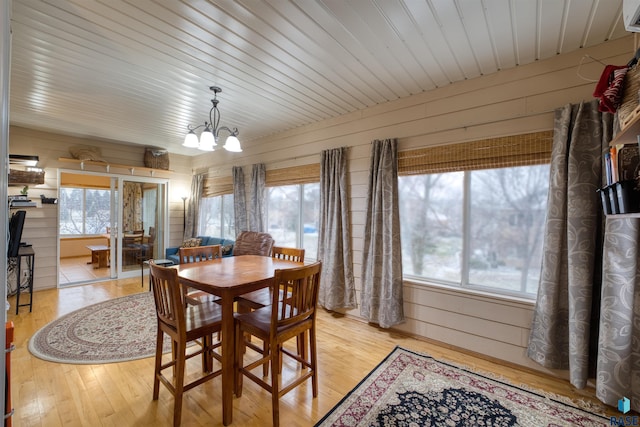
[183,86,242,152]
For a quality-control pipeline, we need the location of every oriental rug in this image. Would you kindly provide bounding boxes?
[315,346,609,427]
[28,292,167,364]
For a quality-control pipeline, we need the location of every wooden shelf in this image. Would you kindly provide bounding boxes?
[612,105,640,146]
[58,157,172,177]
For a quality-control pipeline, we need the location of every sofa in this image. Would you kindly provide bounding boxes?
[165,236,235,265]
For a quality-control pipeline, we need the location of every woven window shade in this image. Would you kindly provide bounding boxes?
[203,175,233,197]
[398,131,553,176]
[265,164,320,187]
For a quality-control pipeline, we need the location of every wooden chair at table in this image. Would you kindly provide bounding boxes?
[177,245,222,304]
[122,230,144,266]
[149,261,222,427]
[237,246,306,375]
[234,261,322,427]
[237,246,305,309]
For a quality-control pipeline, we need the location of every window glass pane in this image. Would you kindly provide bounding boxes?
[60,188,84,235]
[267,185,299,248]
[468,165,548,295]
[59,187,111,235]
[222,194,235,239]
[302,183,320,260]
[199,194,235,239]
[85,189,111,234]
[199,197,222,237]
[399,173,464,283]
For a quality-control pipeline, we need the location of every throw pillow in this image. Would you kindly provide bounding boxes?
[221,244,233,256]
[180,238,202,248]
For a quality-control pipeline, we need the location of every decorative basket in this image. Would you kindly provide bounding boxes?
[618,64,640,130]
[144,148,169,170]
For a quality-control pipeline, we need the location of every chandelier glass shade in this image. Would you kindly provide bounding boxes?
[183,86,242,152]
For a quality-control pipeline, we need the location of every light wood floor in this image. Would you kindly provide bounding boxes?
[59,256,111,286]
[6,278,615,426]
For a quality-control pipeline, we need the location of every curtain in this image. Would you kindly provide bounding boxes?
[527,99,612,389]
[598,217,640,410]
[183,174,204,240]
[249,163,266,232]
[318,147,356,310]
[122,181,142,232]
[233,166,247,236]
[360,139,404,328]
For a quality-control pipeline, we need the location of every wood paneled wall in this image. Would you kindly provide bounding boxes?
[190,35,636,374]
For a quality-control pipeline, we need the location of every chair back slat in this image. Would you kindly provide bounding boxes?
[178,245,222,264]
[272,262,321,330]
[149,261,185,334]
[271,246,305,263]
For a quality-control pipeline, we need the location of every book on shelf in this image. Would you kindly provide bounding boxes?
[604,143,640,186]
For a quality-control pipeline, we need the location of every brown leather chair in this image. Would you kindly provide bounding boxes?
[149,261,222,427]
[232,231,274,256]
[235,261,322,427]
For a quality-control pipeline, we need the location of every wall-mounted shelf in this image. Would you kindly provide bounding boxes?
[8,168,44,185]
[58,157,173,178]
[612,105,640,146]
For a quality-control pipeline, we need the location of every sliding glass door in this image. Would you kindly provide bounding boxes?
[58,171,167,285]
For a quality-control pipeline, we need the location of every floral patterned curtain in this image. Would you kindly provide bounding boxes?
[318,147,356,311]
[122,181,142,232]
[527,99,611,389]
[249,163,266,232]
[183,174,204,240]
[360,139,404,328]
[233,166,247,236]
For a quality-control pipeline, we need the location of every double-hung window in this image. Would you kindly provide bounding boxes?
[59,187,111,235]
[397,132,552,299]
[199,176,235,239]
[266,164,320,260]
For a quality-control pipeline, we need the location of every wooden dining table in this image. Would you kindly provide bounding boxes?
[175,254,302,426]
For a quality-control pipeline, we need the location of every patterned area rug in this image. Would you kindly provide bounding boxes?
[316,347,609,427]
[28,292,165,364]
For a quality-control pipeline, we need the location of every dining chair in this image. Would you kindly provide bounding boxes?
[234,261,322,427]
[236,246,306,375]
[122,231,144,266]
[237,246,305,310]
[178,245,222,304]
[149,261,223,427]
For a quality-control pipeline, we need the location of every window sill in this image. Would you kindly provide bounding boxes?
[402,276,536,308]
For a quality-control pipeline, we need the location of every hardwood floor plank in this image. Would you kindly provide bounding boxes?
[6,277,615,426]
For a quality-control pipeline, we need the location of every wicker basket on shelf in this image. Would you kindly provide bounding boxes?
[618,64,640,130]
[143,148,169,170]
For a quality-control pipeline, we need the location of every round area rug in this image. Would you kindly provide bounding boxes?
[28,292,165,364]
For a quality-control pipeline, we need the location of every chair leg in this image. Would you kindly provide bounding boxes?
[173,341,187,427]
[310,327,318,397]
[271,343,280,427]
[235,322,244,398]
[153,328,163,400]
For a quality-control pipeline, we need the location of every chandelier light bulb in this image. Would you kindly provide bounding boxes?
[223,135,242,152]
[183,131,199,148]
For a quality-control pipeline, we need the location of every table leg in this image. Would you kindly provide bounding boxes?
[220,293,235,426]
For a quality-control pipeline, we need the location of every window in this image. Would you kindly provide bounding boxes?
[59,187,111,235]
[267,183,320,260]
[198,194,235,239]
[399,164,549,298]
[397,131,552,298]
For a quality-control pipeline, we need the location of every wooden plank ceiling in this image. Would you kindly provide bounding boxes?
[8,0,629,155]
